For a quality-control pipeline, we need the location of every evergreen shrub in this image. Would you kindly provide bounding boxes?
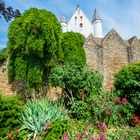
[114,62,140,115]
[0,94,23,138]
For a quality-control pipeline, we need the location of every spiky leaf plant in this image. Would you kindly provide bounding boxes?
[21,98,68,139]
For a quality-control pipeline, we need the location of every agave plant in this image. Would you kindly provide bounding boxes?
[21,98,68,139]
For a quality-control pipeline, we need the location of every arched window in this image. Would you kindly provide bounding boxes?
[75,16,77,22]
[80,23,83,28]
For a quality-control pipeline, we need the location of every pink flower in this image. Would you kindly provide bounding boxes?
[84,130,91,137]
[122,98,128,103]
[76,133,82,140]
[100,123,107,131]
[99,133,106,140]
[116,98,121,103]
[93,137,100,140]
[62,132,70,140]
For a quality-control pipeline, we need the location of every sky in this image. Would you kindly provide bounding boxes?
[0,0,140,49]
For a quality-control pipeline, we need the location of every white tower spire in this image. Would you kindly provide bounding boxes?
[92,9,103,38]
[60,16,67,32]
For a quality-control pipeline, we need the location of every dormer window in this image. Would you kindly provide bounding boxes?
[75,16,77,22]
[80,23,83,28]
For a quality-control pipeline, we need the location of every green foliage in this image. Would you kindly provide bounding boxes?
[49,64,103,101]
[0,94,23,138]
[114,62,140,113]
[44,120,70,140]
[21,98,68,139]
[69,100,91,120]
[90,93,133,126]
[7,8,63,90]
[106,126,140,140]
[49,64,103,120]
[0,48,8,64]
[61,32,86,65]
[3,130,27,140]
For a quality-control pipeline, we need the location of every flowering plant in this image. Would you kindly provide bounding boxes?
[90,93,133,126]
[5,130,26,140]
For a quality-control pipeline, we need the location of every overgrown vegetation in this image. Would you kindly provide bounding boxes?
[49,64,133,127]
[114,62,140,115]
[0,6,139,140]
[0,94,23,138]
[49,64,103,119]
[7,8,63,91]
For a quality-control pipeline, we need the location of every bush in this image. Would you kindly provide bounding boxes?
[49,64,103,103]
[21,98,68,139]
[49,64,103,120]
[43,120,70,140]
[0,94,23,138]
[90,93,133,126]
[61,32,86,65]
[68,100,91,120]
[114,62,140,114]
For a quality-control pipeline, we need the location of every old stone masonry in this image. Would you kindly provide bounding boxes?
[84,30,140,91]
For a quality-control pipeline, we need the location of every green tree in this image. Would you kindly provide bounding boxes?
[49,64,103,105]
[7,8,63,91]
[114,62,140,114]
[61,32,86,65]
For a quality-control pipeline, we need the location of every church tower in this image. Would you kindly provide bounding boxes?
[92,9,103,38]
[67,5,93,38]
[60,16,67,32]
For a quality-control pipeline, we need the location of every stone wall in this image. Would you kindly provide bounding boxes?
[0,61,16,96]
[84,29,140,91]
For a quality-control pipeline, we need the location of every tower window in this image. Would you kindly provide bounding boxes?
[75,16,77,22]
[80,23,83,28]
[80,16,83,22]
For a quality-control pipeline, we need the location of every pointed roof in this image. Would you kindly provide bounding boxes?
[85,33,103,46]
[128,36,139,45]
[102,29,123,46]
[92,9,101,22]
[75,4,80,10]
[60,16,67,23]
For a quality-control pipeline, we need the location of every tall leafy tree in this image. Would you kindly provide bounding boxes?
[7,8,63,91]
[61,32,86,65]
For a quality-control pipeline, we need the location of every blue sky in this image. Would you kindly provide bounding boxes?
[0,0,140,49]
